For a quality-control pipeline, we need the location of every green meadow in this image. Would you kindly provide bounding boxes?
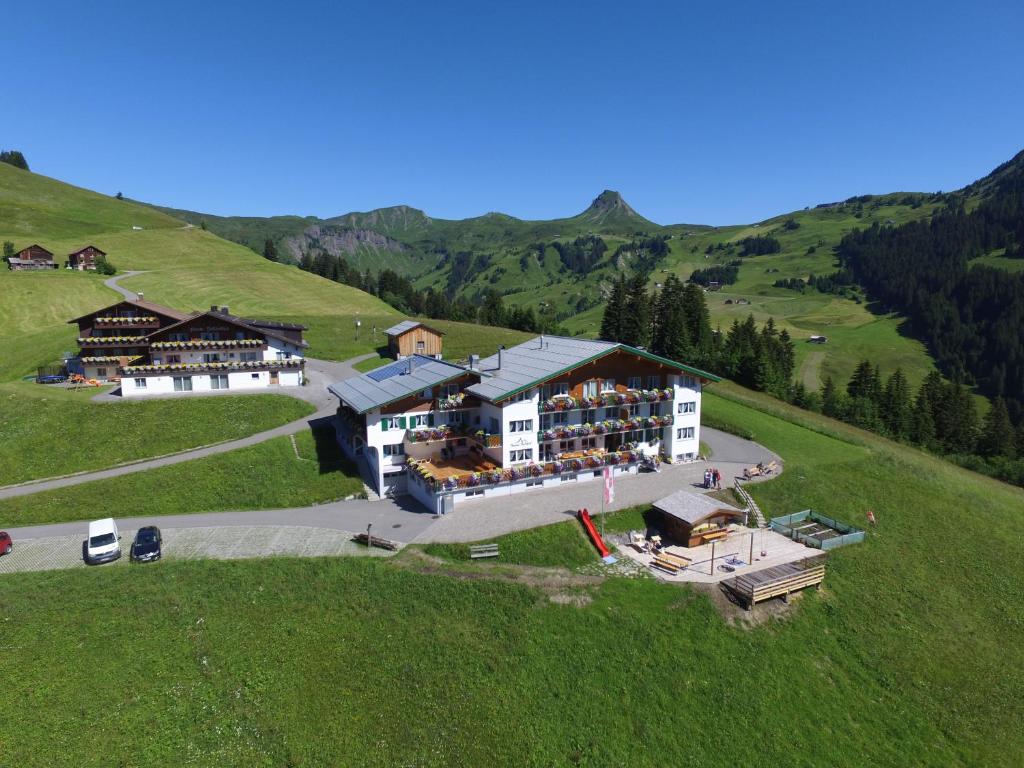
[1,382,1021,766]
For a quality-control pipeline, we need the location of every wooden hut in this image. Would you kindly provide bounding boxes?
[385,320,444,359]
[67,245,107,270]
[652,490,745,547]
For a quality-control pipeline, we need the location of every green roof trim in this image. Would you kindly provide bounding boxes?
[492,343,722,403]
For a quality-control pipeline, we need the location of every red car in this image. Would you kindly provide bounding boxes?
[0,531,11,556]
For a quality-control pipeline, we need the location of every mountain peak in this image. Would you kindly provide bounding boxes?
[588,189,636,215]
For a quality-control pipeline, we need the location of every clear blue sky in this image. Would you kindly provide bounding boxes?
[8,0,1024,225]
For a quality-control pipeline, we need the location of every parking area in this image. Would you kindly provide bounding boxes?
[0,525,396,574]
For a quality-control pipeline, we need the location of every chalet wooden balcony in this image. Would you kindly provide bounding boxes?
[92,316,161,329]
[538,414,674,443]
[404,424,501,449]
[538,388,674,413]
[149,339,266,351]
[121,358,304,375]
[77,335,148,346]
[80,355,142,364]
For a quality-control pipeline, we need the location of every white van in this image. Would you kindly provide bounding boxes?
[84,518,122,565]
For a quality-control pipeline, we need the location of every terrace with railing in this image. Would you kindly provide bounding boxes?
[404,424,502,449]
[407,448,644,492]
[538,388,674,413]
[121,358,304,375]
[538,414,673,442]
[149,339,265,351]
[77,335,148,347]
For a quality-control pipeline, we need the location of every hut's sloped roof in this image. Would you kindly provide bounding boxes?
[653,490,743,525]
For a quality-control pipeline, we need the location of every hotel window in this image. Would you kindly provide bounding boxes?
[169,333,188,342]
[559,440,573,452]
[553,411,568,425]
[235,331,246,340]
[203,353,221,363]
[580,437,596,450]
[582,409,596,424]
[167,354,181,364]
[553,382,569,396]
[508,389,531,403]
[604,407,618,420]
[678,401,696,414]
[96,368,107,378]
[647,375,661,389]
[133,378,147,389]
[490,417,500,434]
[600,378,616,392]
[582,380,598,398]
[650,403,661,417]
[240,352,258,362]
[383,443,404,457]
[173,376,193,392]
[200,332,217,341]
[509,419,533,433]
[540,414,552,429]
[510,449,533,463]
[627,405,640,417]
[416,340,425,352]
[211,374,229,390]
[627,376,641,390]
[443,384,460,398]
[680,375,696,388]
[677,427,695,440]
[251,373,260,380]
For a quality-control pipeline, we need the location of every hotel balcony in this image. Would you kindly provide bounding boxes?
[538,388,674,413]
[149,339,266,351]
[537,414,673,443]
[91,316,162,330]
[121,358,305,375]
[77,335,148,347]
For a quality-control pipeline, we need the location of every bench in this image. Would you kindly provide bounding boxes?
[658,552,690,569]
[651,555,681,574]
[470,544,499,559]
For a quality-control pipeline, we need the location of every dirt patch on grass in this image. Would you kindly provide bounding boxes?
[692,580,804,627]
[396,547,602,605]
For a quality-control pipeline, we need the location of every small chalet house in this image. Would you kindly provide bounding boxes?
[69,296,189,381]
[7,244,57,270]
[386,320,444,359]
[329,335,719,511]
[119,306,307,396]
[67,245,106,270]
[69,300,307,395]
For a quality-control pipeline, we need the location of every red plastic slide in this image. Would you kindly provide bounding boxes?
[578,508,611,558]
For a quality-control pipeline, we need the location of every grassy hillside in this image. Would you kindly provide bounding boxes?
[2,383,1021,766]
[0,428,363,525]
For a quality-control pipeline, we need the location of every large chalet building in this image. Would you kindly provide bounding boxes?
[69,298,307,396]
[329,334,719,512]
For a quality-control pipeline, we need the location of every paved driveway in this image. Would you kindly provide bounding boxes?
[0,427,780,574]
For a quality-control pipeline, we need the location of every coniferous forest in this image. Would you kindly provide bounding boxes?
[837,150,1024,424]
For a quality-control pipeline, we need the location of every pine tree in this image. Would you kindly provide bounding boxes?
[979,397,1016,458]
[821,376,842,418]
[681,283,713,365]
[618,272,651,348]
[943,382,979,454]
[2,241,13,260]
[599,275,626,342]
[263,238,278,262]
[881,368,911,438]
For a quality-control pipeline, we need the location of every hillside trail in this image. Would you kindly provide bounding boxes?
[799,350,825,391]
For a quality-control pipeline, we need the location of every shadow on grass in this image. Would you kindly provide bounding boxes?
[309,417,356,476]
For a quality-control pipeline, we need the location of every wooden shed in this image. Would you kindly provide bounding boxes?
[385,320,444,359]
[7,244,57,270]
[652,490,745,548]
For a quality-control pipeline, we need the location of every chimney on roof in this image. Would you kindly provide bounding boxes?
[497,345,505,370]
[468,354,479,370]
[220,306,229,314]
[137,291,144,299]
[210,305,218,312]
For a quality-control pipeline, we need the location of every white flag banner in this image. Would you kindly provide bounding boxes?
[603,466,615,506]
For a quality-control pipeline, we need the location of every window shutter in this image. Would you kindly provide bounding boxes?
[398,416,407,429]
[428,413,435,427]
[381,418,390,431]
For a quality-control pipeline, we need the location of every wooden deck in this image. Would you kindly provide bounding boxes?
[722,556,826,610]
[414,456,499,480]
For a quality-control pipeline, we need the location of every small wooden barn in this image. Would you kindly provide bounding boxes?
[385,320,444,360]
[68,245,107,270]
[7,244,57,270]
[652,490,745,547]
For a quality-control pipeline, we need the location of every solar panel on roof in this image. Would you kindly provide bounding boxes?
[366,359,411,382]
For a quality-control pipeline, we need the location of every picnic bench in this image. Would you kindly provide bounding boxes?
[469,544,500,559]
